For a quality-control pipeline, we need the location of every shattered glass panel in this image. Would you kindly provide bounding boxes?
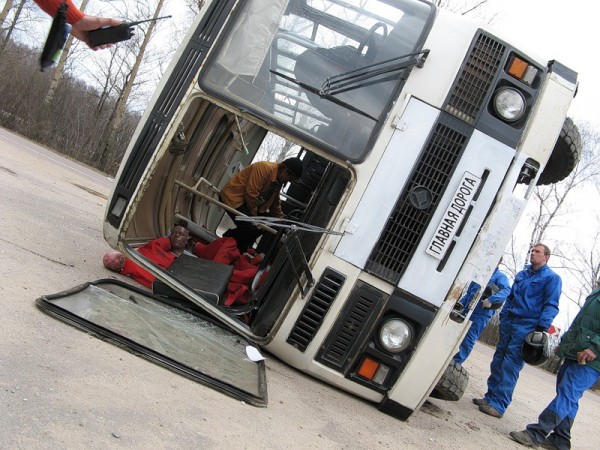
[38,281,266,406]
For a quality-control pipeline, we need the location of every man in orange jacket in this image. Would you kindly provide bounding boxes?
[219,157,303,253]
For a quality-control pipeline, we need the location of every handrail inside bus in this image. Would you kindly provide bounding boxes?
[173,180,277,235]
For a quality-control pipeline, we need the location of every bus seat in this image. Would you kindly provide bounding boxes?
[293,45,365,117]
[152,254,234,305]
[295,45,360,77]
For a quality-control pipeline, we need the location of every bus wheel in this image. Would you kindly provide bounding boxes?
[536,117,581,185]
[429,361,469,401]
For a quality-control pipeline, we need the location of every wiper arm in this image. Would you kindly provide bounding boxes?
[269,69,378,121]
[235,216,343,235]
[321,49,429,96]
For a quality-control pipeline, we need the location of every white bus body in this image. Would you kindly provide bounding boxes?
[103,0,578,419]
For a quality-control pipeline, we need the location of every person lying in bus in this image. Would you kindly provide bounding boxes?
[219,157,303,253]
[102,223,190,288]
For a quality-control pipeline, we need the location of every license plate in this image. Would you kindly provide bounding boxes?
[426,172,481,260]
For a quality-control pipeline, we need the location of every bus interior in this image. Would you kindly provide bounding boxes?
[122,99,352,337]
[117,0,432,337]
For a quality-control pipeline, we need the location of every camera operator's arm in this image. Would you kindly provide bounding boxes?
[34,0,83,23]
[33,0,121,49]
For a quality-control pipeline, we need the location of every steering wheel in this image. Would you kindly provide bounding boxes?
[357,22,389,55]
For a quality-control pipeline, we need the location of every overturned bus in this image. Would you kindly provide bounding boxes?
[39,0,580,419]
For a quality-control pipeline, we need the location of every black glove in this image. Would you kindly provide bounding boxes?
[481,283,499,300]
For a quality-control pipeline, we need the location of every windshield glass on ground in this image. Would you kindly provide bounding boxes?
[200,0,433,162]
[38,281,267,406]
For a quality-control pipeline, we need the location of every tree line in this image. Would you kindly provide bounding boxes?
[0,0,201,174]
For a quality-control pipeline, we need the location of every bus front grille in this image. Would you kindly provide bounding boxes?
[286,268,346,352]
[444,32,506,124]
[365,114,469,284]
[316,282,386,371]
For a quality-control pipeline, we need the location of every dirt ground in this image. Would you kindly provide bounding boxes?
[1,127,599,449]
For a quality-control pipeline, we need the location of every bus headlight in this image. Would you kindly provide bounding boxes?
[379,318,413,353]
[493,87,526,122]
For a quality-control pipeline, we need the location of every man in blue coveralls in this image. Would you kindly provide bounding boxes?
[453,264,511,365]
[473,243,562,418]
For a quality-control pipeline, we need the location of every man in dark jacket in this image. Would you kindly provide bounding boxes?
[509,287,600,449]
[219,157,303,253]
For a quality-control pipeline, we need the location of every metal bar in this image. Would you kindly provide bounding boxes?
[174,180,277,234]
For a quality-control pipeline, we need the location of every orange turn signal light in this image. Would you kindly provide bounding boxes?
[358,357,380,380]
[508,56,528,79]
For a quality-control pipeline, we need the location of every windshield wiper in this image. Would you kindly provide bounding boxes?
[269,69,378,121]
[321,49,429,96]
[270,49,428,120]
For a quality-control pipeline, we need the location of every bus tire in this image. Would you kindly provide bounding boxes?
[536,117,581,185]
[429,361,469,401]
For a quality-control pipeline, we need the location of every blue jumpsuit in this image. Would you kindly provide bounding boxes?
[484,264,561,415]
[524,289,600,449]
[453,268,511,365]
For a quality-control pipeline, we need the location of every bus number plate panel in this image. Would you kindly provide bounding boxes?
[426,171,481,260]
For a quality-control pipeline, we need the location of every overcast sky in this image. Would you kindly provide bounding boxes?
[484,0,598,127]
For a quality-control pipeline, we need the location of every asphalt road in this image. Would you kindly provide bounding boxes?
[1,127,599,449]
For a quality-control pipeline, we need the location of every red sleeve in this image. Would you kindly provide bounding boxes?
[34,0,85,24]
[120,259,155,288]
[137,237,177,269]
[193,237,240,264]
[120,237,177,288]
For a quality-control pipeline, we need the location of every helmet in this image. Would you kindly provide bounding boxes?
[521,331,551,366]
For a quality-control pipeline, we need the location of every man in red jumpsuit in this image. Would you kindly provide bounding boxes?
[103,225,190,288]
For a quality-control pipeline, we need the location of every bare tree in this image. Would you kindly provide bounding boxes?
[0,0,14,30]
[44,0,93,105]
[430,0,496,20]
[0,0,24,55]
[552,125,600,308]
[530,125,598,238]
[110,0,166,133]
[255,131,301,163]
[184,0,204,15]
[503,122,600,269]
[91,0,167,169]
[562,230,600,308]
